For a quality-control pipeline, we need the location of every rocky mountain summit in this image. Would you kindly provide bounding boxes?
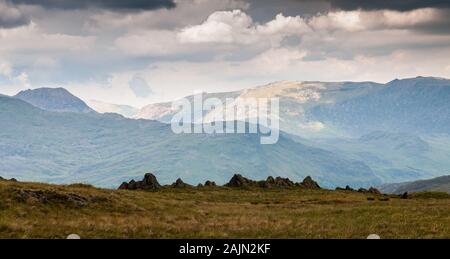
[14,88,94,113]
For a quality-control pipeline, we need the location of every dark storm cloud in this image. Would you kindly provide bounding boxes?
[8,0,175,11]
[326,0,450,11]
[0,1,30,28]
[0,12,29,28]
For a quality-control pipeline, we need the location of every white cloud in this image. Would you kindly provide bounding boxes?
[15,72,30,87]
[87,0,249,31]
[177,10,310,45]
[0,23,95,53]
[309,8,445,32]
[178,10,249,44]
[0,62,13,78]
[0,60,31,94]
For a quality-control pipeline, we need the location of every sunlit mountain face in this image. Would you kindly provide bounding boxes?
[1,0,450,189]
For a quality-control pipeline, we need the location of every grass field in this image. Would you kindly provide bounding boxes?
[0,180,449,239]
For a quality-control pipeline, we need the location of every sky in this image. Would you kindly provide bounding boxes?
[1,0,450,107]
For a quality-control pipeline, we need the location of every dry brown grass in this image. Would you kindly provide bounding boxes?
[0,180,449,239]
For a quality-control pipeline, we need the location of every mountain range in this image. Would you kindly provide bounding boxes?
[0,94,378,188]
[1,76,449,188]
[379,175,450,194]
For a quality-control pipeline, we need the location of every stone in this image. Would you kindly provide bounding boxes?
[171,178,191,188]
[368,187,382,195]
[117,173,161,191]
[225,174,257,188]
[204,181,217,187]
[299,176,321,189]
[401,192,408,199]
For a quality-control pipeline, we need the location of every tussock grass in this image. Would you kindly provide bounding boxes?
[0,181,448,239]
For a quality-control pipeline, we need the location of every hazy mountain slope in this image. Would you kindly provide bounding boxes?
[135,81,383,137]
[14,88,94,113]
[135,91,242,122]
[86,100,139,118]
[299,131,450,183]
[311,77,450,135]
[116,78,450,185]
[379,176,450,194]
[0,95,379,188]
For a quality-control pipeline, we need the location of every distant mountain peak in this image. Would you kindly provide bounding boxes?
[86,99,139,118]
[14,87,94,113]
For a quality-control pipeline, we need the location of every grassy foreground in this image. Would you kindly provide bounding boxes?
[0,180,449,239]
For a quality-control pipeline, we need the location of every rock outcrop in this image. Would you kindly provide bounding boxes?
[225,174,319,189]
[119,173,326,191]
[299,176,321,189]
[357,187,382,195]
[336,185,355,192]
[401,192,408,199]
[0,176,17,182]
[263,176,296,188]
[204,181,217,187]
[171,178,191,188]
[225,174,258,188]
[118,173,161,191]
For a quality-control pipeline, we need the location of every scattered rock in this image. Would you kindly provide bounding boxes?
[118,173,161,191]
[225,174,258,188]
[263,176,295,188]
[204,181,217,187]
[401,192,408,199]
[378,197,390,202]
[0,176,18,182]
[299,176,321,189]
[336,185,355,192]
[368,187,381,195]
[15,189,97,207]
[357,187,382,195]
[171,178,191,188]
[225,174,300,188]
[367,197,375,201]
[345,185,354,191]
[358,188,368,193]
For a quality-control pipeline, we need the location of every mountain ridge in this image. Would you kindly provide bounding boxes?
[379,175,450,194]
[0,94,380,188]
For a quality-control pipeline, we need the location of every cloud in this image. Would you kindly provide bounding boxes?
[0,61,30,88]
[0,1,30,28]
[115,8,450,72]
[116,30,186,56]
[309,8,449,32]
[325,0,450,11]
[178,10,310,45]
[9,0,176,11]
[129,75,153,98]
[0,62,13,78]
[0,23,95,53]
[88,0,249,31]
